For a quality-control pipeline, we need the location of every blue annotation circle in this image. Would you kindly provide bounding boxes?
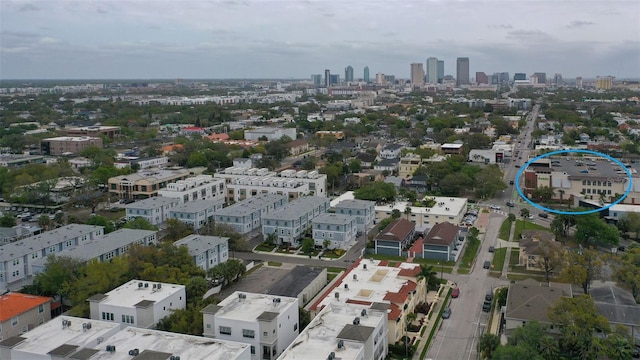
[514,149,633,215]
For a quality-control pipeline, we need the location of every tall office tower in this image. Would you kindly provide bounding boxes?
[437,60,444,83]
[324,69,331,87]
[456,57,470,86]
[345,65,354,83]
[330,74,340,85]
[595,76,614,90]
[364,66,370,83]
[410,63,425,86]
[499,72,509,84]
[576,76,583,88]
[426,57,438,83]
[311,74,322,85]
[554,73,563,86]
[514,73,526,81]
[384,75,396,84]
[532,72,547,84]
[375,73,385,84]
[476,72,489,84]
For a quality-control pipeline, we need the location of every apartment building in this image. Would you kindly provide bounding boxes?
[108,168,191,200]
[157,174,226,204]
[261,196,331,246]
[124,197,180,226]
[334,199,376,232]
[40,136,103,155]
[214,194,288,234]
[312,213,358,250]
[244,127,297,141]
[308,258,426,344]
[375,197,467,230]
[174,234,229,272]
[0,154,45,168]
[214,167,327,202]
[30,229,156,272]
[0,315,250,360]
[114,156,169,170]
[0,293,52,341]
[66,125,120,139]
[279,302,388,360]
[201,291,299,360]
[168,199,224,230]
[0,224,104,291]
[88,280,186,329]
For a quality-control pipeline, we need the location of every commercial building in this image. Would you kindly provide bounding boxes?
[244,127,297,142]
[214,193,288,234]
[279,302,388,360]
[108,168,191,200]
[426,57,438,84]
[0,292,52,340]
[311,74,322,85]
[596,76,614,90]
[201,291,299,360]
[157,174,226,204]
[88,279,186,329]
[308,258,426,344]
[66,125,120,139]
[174,234,229,272]
[364,66,370,83]
[334,199,376,232]
[40,136,103,155]
[0,154,45,168]
[311,213,358,250]
[476,72,489,84]
[0,316,250,360]
[0,224,104,291]
[114,156,169,170]
[262,196,331,246]
[325,69,331,87]
[456,57,470,86]
[345,65,354,83]
[374,197,467,230]
[437,60,444,83]
[124,196,180,226]
[410,63,425,87]
[168,199,224,230]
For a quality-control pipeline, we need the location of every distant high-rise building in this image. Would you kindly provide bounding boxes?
[595,76,614,90]
[411,63,425,86]
[330,74,340,85]
[576,76,583,88]
[364,66,370,83]
[456,57,470,86]
[324,69,331,87]
[476,72,489,84]
[514,73,526,81]
[531,72,547,84]
[426,57,438,83]
[345,65,354,83]
[554,73,563,86]
[375,73,385,84]
[384,75,396,84]
[491,72,509,85]
[311,74,322,86]
[437,60,444,83]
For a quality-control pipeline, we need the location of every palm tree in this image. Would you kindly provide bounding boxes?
[404,206,412,221]
[405,312,417,330]
[477,333,500,359]
[538,335,560,360]
[520,208,530,232]
[417,264,440,291]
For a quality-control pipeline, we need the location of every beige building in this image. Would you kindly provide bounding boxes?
[595,76,614,90]
[518,230,558,271]
[108,168,191,200]
[40,136,103,155]
[66,125,120,139]
[398,153,448,178]
[0,292,52,340]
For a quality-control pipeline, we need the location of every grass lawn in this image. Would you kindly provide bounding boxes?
[507,273,547,282]
[414,258,456,267]
[499,219,513,240]
[491,247,507,271]
[275,248,295,254]
[267,261,282,267]
[244,263,263,276]
[513,220,550,240]
[457,268,470,274]
[326,267,345,273]
[368,253,406,261]
[327,273,338,281]
[509,249,520,266]
[482,209,490,213]
[255,243,276,252]
[459,237,480,268]
[322,252,340,259]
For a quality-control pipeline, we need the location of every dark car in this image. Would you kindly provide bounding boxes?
[506,201,515,207]
[538,213,549,218]
[488,246,495,253]
[482,301,491,312]
[451,287,460,298]
[515,165,521,168]
[509,180,515,185]
[483,260,491,269]
[442,308,452,319]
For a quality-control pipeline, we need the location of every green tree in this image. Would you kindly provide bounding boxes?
[353,181,396,202]
[299,307,312,331]
[560,248,603,295]
[507,213,516,223]
[520,208,530,232]
[0,213,17,227]
[530,186,555,203]
[404,206,412,220]
[391,209,401,219]
[37,214,51,230]
[474,165,507,199]
[123,217,159,231]
[537,238,563,282]
[164,218,194,242]
[417,264,440,291]
[477,333,500,359]
[574,213,620,246]
[617,212,640,239]
[85,215,115,233]
[538,335,560,360]
[185,276,208,300]
[348,159,362,173]
[301,238,315,255]
[612,247,640,301]
[201,222,247,251]
[550,213,576,239]
[31,256,85,306]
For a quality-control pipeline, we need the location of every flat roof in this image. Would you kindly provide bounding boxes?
[279,302,386,360]
[0,224,103,262]
[312,213,356,226]
[110,168,190,183]
[215,291,297,321]
[532,156,630,181]
[375,196,467,218]
[124,197,179,209]
[168,199,223,213]
[330,191,356,208]
[334,199,375,210]
[174,235,228,257]
[262,196,330,221]
[43,136,101,141]
[91,280,185,308]
[214,193,287,217]
[267,266,326,300]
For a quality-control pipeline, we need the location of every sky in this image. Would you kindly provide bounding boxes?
[1,0,639,80]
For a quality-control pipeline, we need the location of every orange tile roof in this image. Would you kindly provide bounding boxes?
[378,260,389,266]
[388,303,402,320]
[398,266,421,277]
[0,293,52,322]
[383,280,417,304]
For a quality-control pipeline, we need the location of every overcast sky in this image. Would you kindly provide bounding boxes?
[1,0,639,80]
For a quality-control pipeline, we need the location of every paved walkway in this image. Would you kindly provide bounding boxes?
[501,222,516,278]
[412,282,453,360]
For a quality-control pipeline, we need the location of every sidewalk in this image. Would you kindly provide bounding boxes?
[500,222,516,279]
[412,282,453,359]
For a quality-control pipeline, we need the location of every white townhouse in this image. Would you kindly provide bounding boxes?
[334,199,376,233]
[88,279,186,329]
[201,291,299,360]
[157,174,226,205]
[214,194,288,234]
[312,213,358,250]
[0,224,104,291]
[124,196,180,226]
[169,199,224,230]
[261,196,331,247]
[174,234,229,272]
[379,144,403,159]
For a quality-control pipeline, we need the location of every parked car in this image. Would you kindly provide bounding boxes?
[506,201,515,207]
[488,246,495,253]
[482,301,492,312]
[509,180,515,185]
[485,291,494,302]
[490,204,501,210]
[538,213,549,218]
[451,287,460,298]
[483,260,491,269]
[442,308,452,319]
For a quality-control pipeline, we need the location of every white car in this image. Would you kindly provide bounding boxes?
[490,205,501,210]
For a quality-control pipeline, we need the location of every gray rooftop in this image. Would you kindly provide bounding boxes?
[0,224,103,262]
[336,324,375,342]
[214,193,287,217]
[111,168,190,183]
[335,199,375,210]
[173,235,229,257]
[262,196,330,221]
[31,229,156,264]
[505,279,570,323]
[536,156,629,181]
[169,199,223,213]
[133,349,172,360]
[69,348,99,360]
[256,311,279,321]
[312,213,356,226]
[267,266,325,299]
[0,336,26,348]
[48,344,79,357]
[124,197,179,209]
[200,304,223,315]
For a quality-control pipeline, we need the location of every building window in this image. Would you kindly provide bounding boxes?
[251,346,256,355]
[294,323,298,331]
[219,326,232,335]
[11,317,18,326]
[38,304,44,313]
[206,324,211,329]
[263,331,268,337]
[243,329,255,338]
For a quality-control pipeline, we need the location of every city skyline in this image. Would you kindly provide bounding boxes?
[1,0,639,80]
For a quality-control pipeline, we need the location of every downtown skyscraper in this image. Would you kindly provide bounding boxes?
[426,57,438,83]
[456,57,470,86]
[437,60,444,83]
[364,66,370,83]
[344,65,354,83]
[410,63,425,86]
